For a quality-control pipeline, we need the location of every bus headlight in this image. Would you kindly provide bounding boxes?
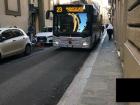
[54,41,59,45]
[83,42,89,46]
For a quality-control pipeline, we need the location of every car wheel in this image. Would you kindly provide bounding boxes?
[24,45,31,55]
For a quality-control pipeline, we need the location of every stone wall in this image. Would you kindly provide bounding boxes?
[0,0,29,32]
[112,0,140,104]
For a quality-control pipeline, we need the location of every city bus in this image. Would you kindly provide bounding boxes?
[48,4,102,49]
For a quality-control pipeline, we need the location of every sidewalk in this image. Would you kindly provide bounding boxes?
[57,33,127,105]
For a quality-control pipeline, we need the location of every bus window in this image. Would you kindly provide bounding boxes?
[55,13,89,34]
[77,13,88,32]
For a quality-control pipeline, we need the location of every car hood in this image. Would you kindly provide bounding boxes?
[36,32,53,37]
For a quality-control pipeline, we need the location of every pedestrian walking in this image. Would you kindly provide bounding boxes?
[105,24,109,28]
[101,24,105,34]
[27,24,35,42]
[106,23,113,40]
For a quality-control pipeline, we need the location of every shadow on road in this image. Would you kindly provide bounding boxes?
[0,54,24,65]
[0,46,49,65]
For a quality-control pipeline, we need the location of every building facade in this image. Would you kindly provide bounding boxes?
[0,0,29,32]
[111,0,140,77]
[110,1,140,105]
[111,0,140,98]
[86,0,110,24]
[0,0,57,33]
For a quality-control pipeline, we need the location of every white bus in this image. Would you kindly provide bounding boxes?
[47,4,102,49]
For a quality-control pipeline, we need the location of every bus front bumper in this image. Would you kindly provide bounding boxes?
[53,40,91,48]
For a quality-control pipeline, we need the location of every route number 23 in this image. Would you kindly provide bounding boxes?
[57,7,62,13]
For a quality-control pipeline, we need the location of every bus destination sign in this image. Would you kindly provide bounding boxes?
[55,6,85,13]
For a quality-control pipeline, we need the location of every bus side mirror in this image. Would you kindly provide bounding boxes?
[46,10,53,19]
[46,10,50,19]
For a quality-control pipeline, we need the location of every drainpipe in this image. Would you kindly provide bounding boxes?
[38,0,45,31]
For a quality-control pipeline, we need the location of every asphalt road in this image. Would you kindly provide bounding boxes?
[0,46,91,105]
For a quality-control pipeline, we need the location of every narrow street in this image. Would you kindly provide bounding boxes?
[1,0,139,105]
[0,46,92,105]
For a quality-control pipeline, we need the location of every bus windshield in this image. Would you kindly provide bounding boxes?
[54,13,90,35]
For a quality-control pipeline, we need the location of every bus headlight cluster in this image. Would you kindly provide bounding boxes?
[83,42,89,46]
[54,41,59,45]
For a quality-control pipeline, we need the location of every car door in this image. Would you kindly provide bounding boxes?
[0,30,16,56]
[11,29,27,53]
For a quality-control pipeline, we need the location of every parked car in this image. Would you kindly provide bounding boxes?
[35,27,53,45]
[0,28,32,59]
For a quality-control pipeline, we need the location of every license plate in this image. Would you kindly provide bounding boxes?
[39,40,44,42]
[60,44,67,47]
[68,44,73,47]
